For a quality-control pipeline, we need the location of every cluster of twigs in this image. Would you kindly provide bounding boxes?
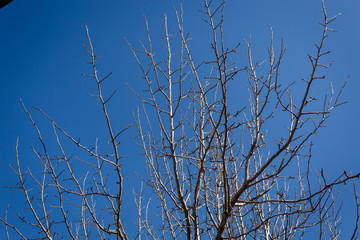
[0,0,359,239]
[128,0,359,239]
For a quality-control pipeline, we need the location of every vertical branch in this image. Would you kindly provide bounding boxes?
[350,181,360,240]
[83,25,128,240]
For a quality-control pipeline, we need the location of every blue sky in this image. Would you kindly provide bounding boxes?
[0,0,359,238]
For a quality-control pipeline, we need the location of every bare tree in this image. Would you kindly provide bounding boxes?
[1,0,359,239]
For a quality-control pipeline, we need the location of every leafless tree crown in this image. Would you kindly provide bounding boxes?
[1,0,359,239]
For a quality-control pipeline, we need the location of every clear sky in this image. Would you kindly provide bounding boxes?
[0,0,359,238]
